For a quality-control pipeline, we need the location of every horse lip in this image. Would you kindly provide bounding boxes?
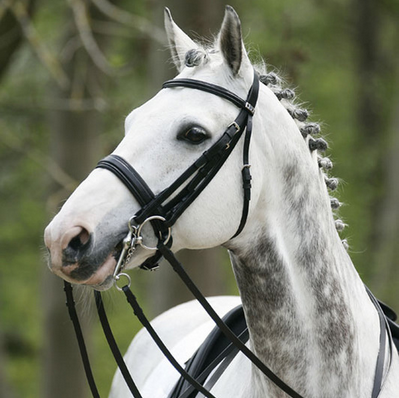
[86,275,115,291]
[113,240,123,261]
[54,232,134,288]
[81,252,117,286]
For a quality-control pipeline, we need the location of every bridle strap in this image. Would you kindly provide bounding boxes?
[97,71,259,242]
[64,281,101,398]
[366,287,393,398]
[121,285,217,398]
[65,277,392,398]
[161,78,251,110]
[160,73,258,239]
[94,72,305,397]
[94,291,143,398]
[157,242,305,398]
[65,68,393,398]
[96,155,169,239]
[233,107,253,238]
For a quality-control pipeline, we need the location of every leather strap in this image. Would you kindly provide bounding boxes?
[121,285,217,398]
[157,242,305,398]
[67,70,395,398]
[96,155,168,239]
[94,291,142,398]
[64,282,101,398]
[366,287,393,398]
[199,350,238,398]
[97,71,259,244]
[169,305,248,398]
[162,78,252,111]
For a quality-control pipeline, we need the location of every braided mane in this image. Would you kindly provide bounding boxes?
[184,48,348,248]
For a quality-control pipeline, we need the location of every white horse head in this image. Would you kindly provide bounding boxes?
[45,6,399,397]
[44,6,289,288]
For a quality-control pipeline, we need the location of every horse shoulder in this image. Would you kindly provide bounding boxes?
[109,295,242,398]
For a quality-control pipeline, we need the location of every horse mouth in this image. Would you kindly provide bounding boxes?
[81,236,140,289]
[63,238,125,288]
[84,237,130,287]
[113,240,124,262]
[56,230,149,289]
[86,274,115,291]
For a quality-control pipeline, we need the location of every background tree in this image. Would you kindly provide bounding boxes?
[0,2,35,398]
[42,0,105,395]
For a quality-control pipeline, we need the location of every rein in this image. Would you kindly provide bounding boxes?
[64,71,393,398]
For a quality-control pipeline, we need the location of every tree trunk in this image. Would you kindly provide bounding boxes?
[145,0,232,316]
[42,5,104,398]
[372,94,399,303]
[43,104,102,398]
[0,327,17,398]
[351,0,399,303]
[0,3,35,397]
[352,0,385,247]
[0,0,35,83]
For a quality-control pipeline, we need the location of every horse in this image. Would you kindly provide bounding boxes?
[44,6,399,398]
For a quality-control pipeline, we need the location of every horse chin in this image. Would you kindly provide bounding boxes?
[55,234,156,290]
[81,247,154,290]
[57,253,117,291]
[79,252,118,290]
[87,275,115,291]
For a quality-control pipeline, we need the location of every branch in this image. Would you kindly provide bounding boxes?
[91,0,166,44]
[0,125,78,191]
[0,1,10,21]
[68,0,122,76]
[9,0,70,89]
[90,19,140,39]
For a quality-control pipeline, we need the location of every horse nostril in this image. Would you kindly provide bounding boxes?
[69,234,86,251]
[62,226,91,255]
[69,228,90,249]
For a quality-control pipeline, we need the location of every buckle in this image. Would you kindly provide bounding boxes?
[227,121,240,133]
[245,102,255,115]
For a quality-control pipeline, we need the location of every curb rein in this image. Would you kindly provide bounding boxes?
[64,70,392,398]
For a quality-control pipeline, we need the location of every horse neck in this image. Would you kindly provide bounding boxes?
[228,124,381,396]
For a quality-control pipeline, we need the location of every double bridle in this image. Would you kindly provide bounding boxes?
[96,70,259,272]
[64,70,392,398]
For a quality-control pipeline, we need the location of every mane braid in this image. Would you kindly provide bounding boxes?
[182,48,348,248]
[257,67,348,248]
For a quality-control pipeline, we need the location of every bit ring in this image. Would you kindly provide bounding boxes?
[114,273,131,291]
[136,216,172,251]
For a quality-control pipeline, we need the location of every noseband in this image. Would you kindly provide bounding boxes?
[64,70,393,398]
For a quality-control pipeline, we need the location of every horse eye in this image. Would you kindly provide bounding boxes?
[179,126,209,145]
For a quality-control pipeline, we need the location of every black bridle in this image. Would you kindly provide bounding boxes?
[96,71,259,270]
[64,70,393,398]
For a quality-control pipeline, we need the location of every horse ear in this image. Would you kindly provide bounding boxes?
[218,6,248,76]
[164,8,197,72]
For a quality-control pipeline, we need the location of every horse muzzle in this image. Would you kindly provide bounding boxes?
[44,222,118,287]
